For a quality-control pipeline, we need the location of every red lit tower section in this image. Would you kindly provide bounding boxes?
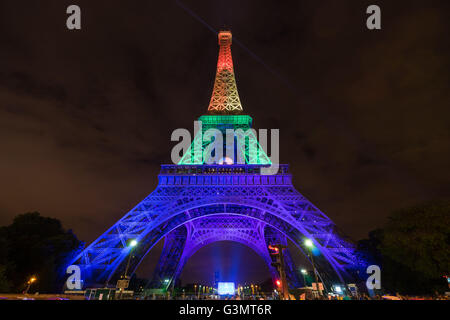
[207,31,243,114]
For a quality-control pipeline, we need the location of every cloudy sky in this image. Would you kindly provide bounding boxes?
[0,0,449,284]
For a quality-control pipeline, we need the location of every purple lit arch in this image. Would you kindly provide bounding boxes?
[70,165,360,289]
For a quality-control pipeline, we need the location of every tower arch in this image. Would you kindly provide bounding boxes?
[72,196,356,289]
[148,216,280,289]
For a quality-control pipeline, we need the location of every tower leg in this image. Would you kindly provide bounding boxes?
[148,225,187,290]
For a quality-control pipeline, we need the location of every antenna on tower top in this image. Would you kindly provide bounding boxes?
[218,30,232,45]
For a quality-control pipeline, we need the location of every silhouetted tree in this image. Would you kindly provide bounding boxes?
[0,212,82,293]
[357,200,450,295]
[0,265,11,292]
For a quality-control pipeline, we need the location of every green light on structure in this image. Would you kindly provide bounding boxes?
[178,115,271,166]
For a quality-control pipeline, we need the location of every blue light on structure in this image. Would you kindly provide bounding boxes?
[311,247,320,256]
[218,282,235,295]
[68,162,362,289]
[67,30,364,291]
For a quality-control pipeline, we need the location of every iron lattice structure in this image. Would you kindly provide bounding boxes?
[207,30,243,114]
[69,31,362,290]
[178,115,272,165]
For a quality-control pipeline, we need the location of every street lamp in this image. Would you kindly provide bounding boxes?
[129,239,138,248]
[24,276,37,294]
[123,239,138,279]
[300,268,307,286]
[304,239,314,248]
[163,278,170,290]
[304,238,321,297]
[116,239,139,299]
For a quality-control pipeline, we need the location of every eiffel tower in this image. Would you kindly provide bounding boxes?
[69,30,361,291]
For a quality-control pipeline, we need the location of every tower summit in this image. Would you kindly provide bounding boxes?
[207,30,243,114]
[178,30,270,165]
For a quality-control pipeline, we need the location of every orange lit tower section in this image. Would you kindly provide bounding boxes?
[207,31,243,114]
[178,30,270,165]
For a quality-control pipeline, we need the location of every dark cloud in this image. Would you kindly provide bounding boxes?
[0,0,449,284]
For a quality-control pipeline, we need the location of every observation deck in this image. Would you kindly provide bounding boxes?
[158,164,292,186]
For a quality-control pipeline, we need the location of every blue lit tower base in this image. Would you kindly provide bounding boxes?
[69,30,362,291]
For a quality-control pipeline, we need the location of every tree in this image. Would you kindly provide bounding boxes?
[357,200,450,295]
[0,212,83,293]
[0,265,11,292]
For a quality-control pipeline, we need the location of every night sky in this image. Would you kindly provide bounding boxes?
[1,0,449,285]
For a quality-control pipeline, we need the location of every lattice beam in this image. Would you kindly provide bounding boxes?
[207,31,243,114]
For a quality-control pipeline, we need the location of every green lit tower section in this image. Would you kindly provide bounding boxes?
[179,31,271,166]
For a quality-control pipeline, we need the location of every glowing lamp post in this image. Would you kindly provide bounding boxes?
[129,239,138,248]
[116,239,139,299]
[304,239,314,248]
[304,238,321,297]
[123,239,138,279]
[24,276,37,294]
[300,268,308,286]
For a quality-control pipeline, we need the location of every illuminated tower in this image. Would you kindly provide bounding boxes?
[68,31,363,292]
[208,30,243,114]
